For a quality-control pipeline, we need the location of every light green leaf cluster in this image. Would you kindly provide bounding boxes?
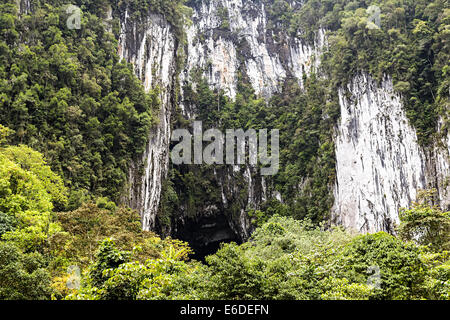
[0,144,67,251]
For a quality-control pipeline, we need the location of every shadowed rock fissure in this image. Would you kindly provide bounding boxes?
[173,215,241,261]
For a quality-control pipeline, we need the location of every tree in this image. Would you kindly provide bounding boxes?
[69,238,200,300]
[0,242,52,300]
[0,144,67,252]
[205,242,266,300]
[399,189,450,251]
[87,238,130,288]
[340,232,426,300]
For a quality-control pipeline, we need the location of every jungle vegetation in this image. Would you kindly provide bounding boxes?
[0,0,448,300]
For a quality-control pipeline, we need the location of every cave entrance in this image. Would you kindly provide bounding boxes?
[174,214,241,262]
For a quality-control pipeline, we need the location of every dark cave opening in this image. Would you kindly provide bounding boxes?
[174,214,241,262]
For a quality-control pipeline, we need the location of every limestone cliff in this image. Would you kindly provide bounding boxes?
[117,0,449,253]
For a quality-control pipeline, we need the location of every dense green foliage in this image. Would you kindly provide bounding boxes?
[0,141,67,252]
[0,129,448,300]
[0,127,193,299]
[0,0,160,205]
[0,0,449,301]
[68,213,449,300]
[69,238,200,300]
[399,189,450,251]
[0,242,52,300]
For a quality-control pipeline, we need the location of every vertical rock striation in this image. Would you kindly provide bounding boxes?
[120,0,325,240]
[181,0,325,101]
[172,0,326,248]
[117,1,448,243]
[118,10,178,230]
[332,74,449,233]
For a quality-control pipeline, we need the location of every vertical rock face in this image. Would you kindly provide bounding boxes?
[118,1,448,243]
[181,0,325,102]
[430,118,450,210]
[119,0,325,240]
[332,74,449,233]
[172,0,326,250]
[118,11,178,231]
